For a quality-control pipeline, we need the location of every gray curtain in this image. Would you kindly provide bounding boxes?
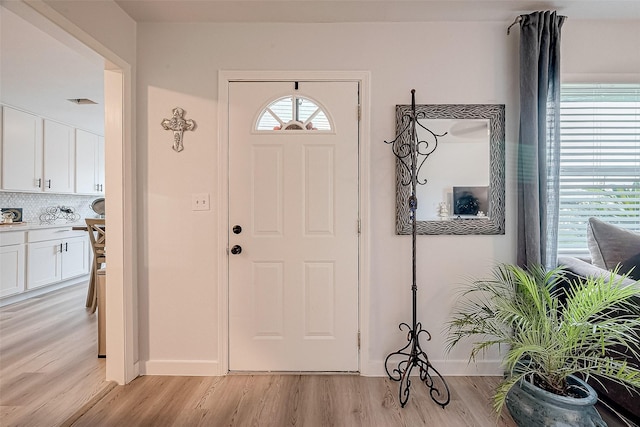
[517,11,566,270]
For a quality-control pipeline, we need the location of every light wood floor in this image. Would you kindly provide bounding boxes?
[72,374,518,427]
[1,285,631,427]
[0,283,112,427]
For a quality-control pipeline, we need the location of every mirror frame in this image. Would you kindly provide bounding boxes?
[394,104,505,235]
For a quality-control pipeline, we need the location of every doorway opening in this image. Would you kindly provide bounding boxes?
[2,1,137,384]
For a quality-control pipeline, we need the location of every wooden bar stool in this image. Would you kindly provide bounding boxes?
[85,218,106,314]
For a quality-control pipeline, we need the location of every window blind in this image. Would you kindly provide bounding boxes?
[558,84,640,255]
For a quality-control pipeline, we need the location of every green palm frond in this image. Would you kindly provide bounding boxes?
[446,263,640,414]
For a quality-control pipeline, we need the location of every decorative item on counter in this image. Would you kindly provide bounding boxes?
[1,208,23,223]
[90,197,105,217]
[39,206,81,224]
[438,202,449,218]
[453,186,489,217]
[454,191,479,215]
[161,107,196,152]
[1,211,15,224]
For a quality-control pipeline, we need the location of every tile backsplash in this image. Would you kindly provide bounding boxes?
[0,192,101,224]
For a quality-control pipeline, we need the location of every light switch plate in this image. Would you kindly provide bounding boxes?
[192,193,210,211]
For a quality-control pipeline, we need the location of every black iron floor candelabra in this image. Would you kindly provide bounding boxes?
[383,90,451,409]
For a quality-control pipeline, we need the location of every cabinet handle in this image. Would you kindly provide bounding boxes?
[100,184,103,192]
[65,242,68,252]
[46,179,52,189]
[59,243,63,252]
[37,178,42,188]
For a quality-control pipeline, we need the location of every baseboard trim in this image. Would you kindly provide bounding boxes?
[139,359,501,378]
[141,360,221,376]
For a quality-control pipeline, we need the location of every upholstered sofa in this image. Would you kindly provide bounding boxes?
[557,217,640,423]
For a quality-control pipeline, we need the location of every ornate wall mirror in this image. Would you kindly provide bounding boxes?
[394,104,505,235]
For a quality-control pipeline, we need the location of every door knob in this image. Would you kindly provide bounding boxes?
[232,225,242,234]
[230,245,242,255]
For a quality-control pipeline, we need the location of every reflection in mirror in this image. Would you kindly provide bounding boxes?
[394,104,505,235]
[416,119,490,220]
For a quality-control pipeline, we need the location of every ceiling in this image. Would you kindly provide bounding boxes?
[1,6,105,134]
[1,0,638,138]
[115,0,640,22]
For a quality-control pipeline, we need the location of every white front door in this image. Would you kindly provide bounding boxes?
[228,81,360,371]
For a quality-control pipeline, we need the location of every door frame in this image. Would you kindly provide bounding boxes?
[218,71,371,375]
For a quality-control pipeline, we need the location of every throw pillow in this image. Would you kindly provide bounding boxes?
[619,252,640,281]
[587,217,640,271]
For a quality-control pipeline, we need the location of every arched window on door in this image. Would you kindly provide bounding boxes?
[256,95,332,131]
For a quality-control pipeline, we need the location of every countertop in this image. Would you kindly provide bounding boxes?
[0,222,86,233]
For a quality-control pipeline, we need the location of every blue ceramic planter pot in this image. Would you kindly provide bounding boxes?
[505,375,606,427]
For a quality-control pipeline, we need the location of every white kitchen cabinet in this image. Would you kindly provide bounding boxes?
[27,229,89,290]
[0,231,26,298]
[1,106,43,191]
[75,129,105,194]
[43,120,75,193]
[27,239,62,288]
[97,136,105,194]
[61,236,90,279]
[1,106,102,195]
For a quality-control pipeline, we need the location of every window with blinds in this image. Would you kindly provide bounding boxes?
[558,83,640,255]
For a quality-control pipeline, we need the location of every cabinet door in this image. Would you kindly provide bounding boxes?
[62,236,90,279]
[0,244,26,298]
[1,106,43,191]
[75,129,99,193]
[43,120,75,193]
[27,240,62,289]
[97,136,105,194]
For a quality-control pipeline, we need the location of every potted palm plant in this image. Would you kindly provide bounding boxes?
[446,264,640,426]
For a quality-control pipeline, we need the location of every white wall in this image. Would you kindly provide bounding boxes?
[135,19,639,376]
[43,0,136,67]
[563,20,640,81]
[136,21,516,376]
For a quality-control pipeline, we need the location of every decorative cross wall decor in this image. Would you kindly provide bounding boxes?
[161,107,196,152]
